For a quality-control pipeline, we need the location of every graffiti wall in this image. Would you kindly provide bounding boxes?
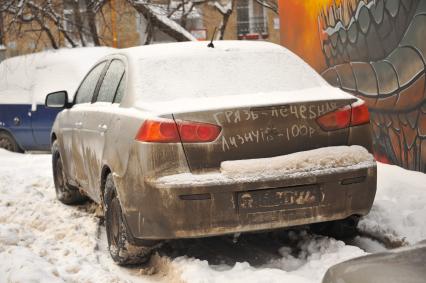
[279,0,426,172]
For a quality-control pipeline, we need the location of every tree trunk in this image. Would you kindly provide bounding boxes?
[41,24,59,49]
[215,0,235,40]
[0,11,4,46]
[70,0,87,46]
[143,16,154,45]
[0,11,5,62]
[85,0,101,46]
[218,12,231,40]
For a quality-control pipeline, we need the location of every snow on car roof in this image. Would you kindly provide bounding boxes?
[115,41,342,108]
[114,41,354,109]
[0,47,114,105]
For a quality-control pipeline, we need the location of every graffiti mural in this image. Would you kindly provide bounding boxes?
[279,0,426,172]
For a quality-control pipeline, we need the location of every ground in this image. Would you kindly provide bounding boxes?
[0,149,425,283]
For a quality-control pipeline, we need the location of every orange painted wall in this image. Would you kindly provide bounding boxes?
[277,0,426,173]
[279,0,340,72]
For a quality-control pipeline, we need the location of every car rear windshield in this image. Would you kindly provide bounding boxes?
[136,50,324,102]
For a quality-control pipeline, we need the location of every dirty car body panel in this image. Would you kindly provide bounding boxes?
[51,41,377,241]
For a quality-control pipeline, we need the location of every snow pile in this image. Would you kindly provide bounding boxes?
[0,247,63,283]
[0,149,425,283]
[0,47,113,105]
[153,146,374,188]
[221,145,373,177]
[358,163,426,245]
[0,150,139,282]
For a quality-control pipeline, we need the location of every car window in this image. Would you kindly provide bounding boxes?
[96,60,125,103]
[113,73,126,104]
[75,62,107,104]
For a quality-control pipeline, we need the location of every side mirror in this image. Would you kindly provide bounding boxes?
[45,91,70,109]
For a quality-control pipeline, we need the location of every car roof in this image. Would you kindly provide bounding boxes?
[0,47,115,105]
[114,41,287,61]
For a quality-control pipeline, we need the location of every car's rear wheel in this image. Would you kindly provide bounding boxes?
[52,140,87,204]
[0,131,23,153]
[310,216,360,239]
[104,173,152,265]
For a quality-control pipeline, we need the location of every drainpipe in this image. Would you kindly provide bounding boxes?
[110,0,118,48]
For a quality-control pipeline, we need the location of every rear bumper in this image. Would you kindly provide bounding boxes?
[123,160,377,240]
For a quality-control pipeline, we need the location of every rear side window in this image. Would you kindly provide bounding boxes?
[96,60,125,103]
[75,62,107,104]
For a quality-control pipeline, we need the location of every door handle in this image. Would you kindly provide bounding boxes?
[75,122,83,128]
[13,117,21,126]
[98,124,108,132]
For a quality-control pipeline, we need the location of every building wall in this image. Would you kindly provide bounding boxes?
[202,0,280,44]
[99,0,141,47]
[265,9,280,44]
[203,3,238,40]
[2,0,281,58]
[3,13,65,58]
[279,0,426,173]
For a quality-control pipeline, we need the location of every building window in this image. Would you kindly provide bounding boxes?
[62,0,89,35]
[63,9,75,32]
[237,0,268,40]
[7,41,16,49]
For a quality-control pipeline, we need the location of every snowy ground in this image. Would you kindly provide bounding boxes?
[0,149,425,283]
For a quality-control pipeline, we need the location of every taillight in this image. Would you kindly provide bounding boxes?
[316,101,370,131]
[350,101,370,126]
[135,120,180,142]
[316,105,351,131]
[135,119,221,143]
[178,122,221,142]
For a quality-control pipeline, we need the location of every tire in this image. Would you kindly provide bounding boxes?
[0,131,23,153]
[104,173,152,265]
[52,140,87,204]
[310,216,359,239]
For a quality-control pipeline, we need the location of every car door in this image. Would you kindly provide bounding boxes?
[0,103,34,151]
[80,59,126,201]
[30,105,62,150]
[64,61,108,189]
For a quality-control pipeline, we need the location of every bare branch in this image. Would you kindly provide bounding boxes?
[254,0,278,14]
[126,0,196,42]
[213,0,235,40]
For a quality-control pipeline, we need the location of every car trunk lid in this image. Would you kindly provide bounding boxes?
[173,98,357,172]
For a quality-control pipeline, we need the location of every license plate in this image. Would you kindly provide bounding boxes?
[237,185,320,212]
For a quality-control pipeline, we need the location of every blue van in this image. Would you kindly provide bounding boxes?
[0,47,113,152]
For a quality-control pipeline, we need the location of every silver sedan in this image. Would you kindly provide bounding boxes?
[46,41,377,265]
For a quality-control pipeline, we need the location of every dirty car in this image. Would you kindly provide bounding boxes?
[46,41,377,265]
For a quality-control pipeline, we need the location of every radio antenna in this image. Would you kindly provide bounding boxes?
[207,27,217,48]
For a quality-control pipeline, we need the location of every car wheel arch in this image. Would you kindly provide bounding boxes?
[51,132,57,145]
[0,129,24,152]
[100,165,112,203]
